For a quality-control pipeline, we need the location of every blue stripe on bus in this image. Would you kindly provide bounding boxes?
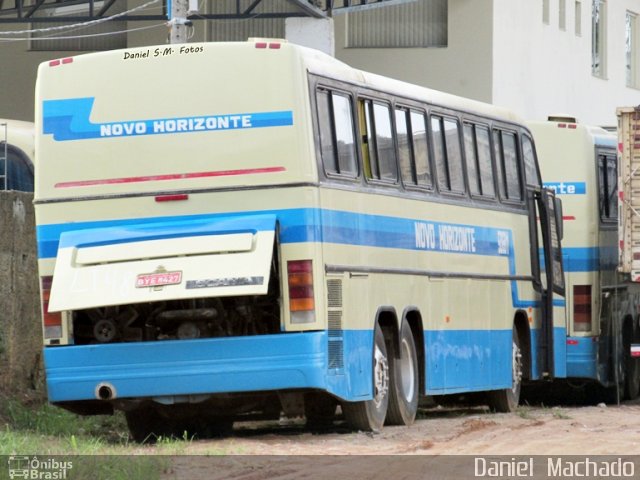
[43,97,294,142]
[44,328,524,403]
[38,208,510,258]
[37,208,562,309]
[57,214,276,250]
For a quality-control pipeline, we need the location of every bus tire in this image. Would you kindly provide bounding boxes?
[342,327,389,432]
[623,321,640,400]
[385,321,419,425]
[487,327,522,413]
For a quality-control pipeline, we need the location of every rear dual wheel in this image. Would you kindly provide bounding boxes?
[342,323,419,431]
[342,327,390,432]
[386,322,419,426]
[487,327,522,412]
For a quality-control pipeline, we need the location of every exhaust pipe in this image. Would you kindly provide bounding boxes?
[95,382,117,401]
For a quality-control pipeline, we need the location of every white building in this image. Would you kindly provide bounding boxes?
[333,0,640,127]
[1,0,639,126]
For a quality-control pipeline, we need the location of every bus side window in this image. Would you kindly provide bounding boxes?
[396,108,432,189]
[463,123,495,198]
[494,129,523,202]
[410,110,432,188]
[598,154,618,222]
[432,115,464,194]
[317,89,358,178]
[359,99,376,179]
[521,134,541,188]
[360,99,398,183]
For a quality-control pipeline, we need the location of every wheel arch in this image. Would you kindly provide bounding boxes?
[375,306,399,348]
[402,306,425,396]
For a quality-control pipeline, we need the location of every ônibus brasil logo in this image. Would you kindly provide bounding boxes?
[7,456,72,479]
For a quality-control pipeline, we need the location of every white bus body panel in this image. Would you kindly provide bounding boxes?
[48,218,275,312]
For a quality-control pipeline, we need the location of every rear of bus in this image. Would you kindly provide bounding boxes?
[530,119,619,384]
[35,41,337,430]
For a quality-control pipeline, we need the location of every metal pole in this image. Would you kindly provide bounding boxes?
[168,0,190,44]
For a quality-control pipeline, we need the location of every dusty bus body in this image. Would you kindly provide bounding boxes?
[36,41,562,440]
[35,42,335,438]
[530,117,640,400]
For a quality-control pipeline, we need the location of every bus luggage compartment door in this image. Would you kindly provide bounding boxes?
[47,214,276,312]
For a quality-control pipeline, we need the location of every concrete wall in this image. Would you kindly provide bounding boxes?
[492,0,640,126]
[0,191,42,395]
[333,0,494,103]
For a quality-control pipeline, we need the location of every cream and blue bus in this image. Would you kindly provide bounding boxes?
[35,40,565,441]
[531,118,640,401]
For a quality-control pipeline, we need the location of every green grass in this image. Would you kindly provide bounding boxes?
[0,397,184,479]
[515,405,535,419]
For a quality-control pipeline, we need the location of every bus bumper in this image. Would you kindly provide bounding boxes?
[44,332,366,403]
[565,335,598,379]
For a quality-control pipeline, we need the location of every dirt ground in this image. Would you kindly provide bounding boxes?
[162,397,640,479]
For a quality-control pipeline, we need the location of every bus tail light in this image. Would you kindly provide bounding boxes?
[573,285,592,332]
[41,276,62,339]
[288,260,315,324]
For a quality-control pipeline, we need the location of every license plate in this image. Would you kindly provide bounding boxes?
[136,271,182,288]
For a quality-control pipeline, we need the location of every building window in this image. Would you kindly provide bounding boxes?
[592,0,607,78]
[346,0,447,48]
[575,1,582,36]
[627,12,638,88]
[559,0,567,30]
[543,0,550,24]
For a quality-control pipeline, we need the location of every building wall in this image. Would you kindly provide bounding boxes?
[333,0,494,104]
[3,1,640,127]
[0,192,42,394]
[0,0,196,122]
[492,0,640,127]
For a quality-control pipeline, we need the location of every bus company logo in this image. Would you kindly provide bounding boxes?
[42,97,294,142]
[543,181,586,195]
[136,267,183,289]
[8,456,72,479]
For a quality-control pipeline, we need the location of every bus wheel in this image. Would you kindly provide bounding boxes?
[623,322,640,400]
[342,327,389,432]
[488,327,522,413]
[385,321,419,425]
